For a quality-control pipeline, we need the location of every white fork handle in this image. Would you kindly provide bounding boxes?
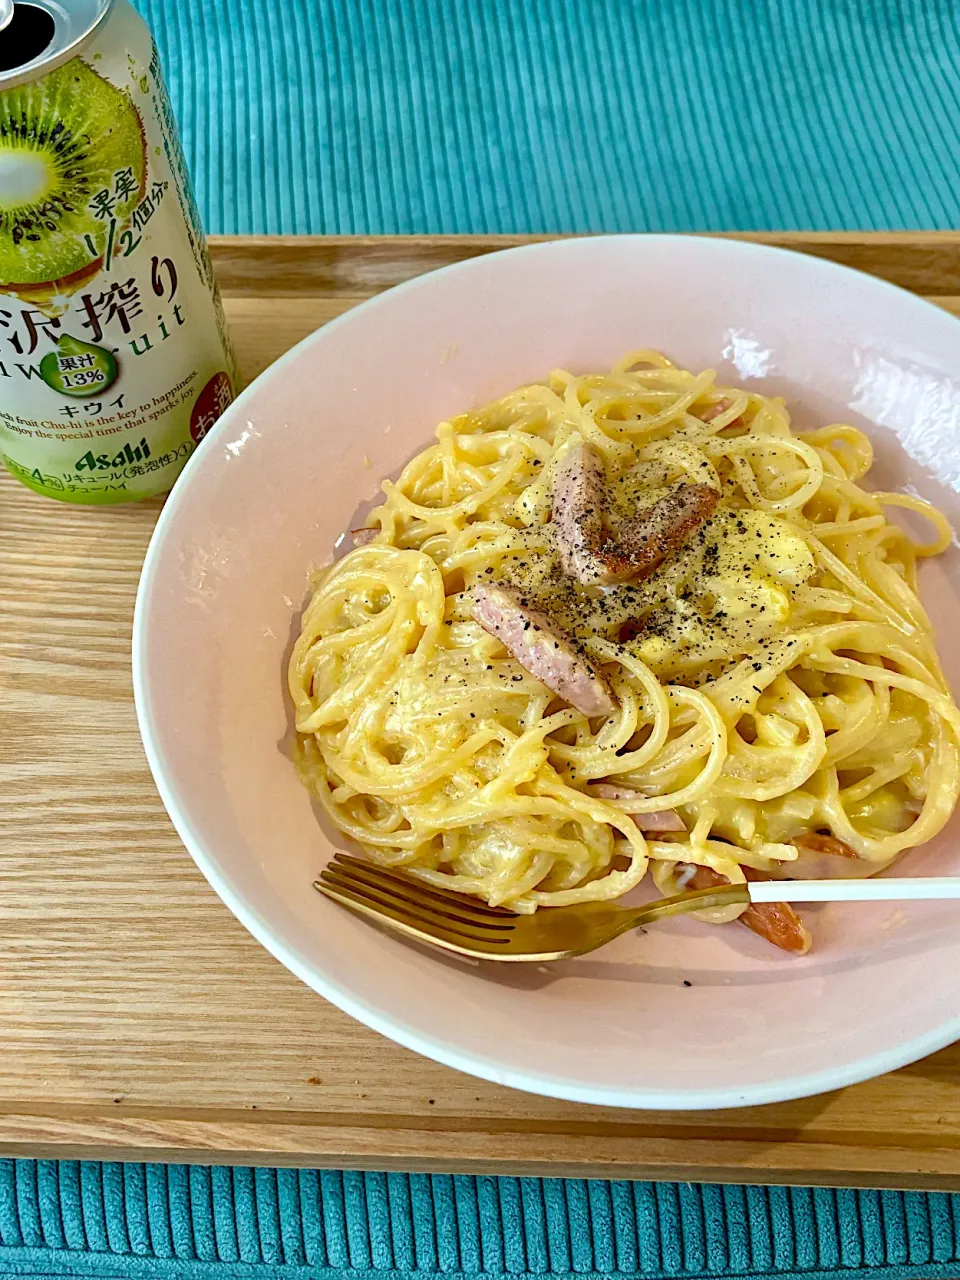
[748,877,960,903]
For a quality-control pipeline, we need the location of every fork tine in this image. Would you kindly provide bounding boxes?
[331,853,517,920]
[324,863,513,933]
[315,876,513,948]
[318,867,515,941]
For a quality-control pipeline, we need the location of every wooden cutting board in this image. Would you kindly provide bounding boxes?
[3,232,960,1186]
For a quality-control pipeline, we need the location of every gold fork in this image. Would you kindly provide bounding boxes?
[317,854,960,961]
[315,852,749,961]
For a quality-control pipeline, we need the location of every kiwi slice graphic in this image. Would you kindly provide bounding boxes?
[0,57,146,288]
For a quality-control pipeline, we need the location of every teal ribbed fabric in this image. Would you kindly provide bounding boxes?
[134,0,960,234]
[3,1162,960,1278]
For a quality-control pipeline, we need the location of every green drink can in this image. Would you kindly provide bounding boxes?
[0,0,237,503]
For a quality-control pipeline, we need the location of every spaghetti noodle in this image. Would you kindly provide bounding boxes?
[288,353,960,952]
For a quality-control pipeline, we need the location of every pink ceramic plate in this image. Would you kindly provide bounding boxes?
[133,236,960,1109]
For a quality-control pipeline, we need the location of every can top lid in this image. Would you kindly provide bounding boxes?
[0,0,111,87]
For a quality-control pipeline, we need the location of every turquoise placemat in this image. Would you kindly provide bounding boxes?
[3,1162,960,1279]
[135,0,960,235]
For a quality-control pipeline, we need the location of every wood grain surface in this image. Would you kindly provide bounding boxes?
[3,233,960,1184]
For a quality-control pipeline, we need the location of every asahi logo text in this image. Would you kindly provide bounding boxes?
[74,437,151,472]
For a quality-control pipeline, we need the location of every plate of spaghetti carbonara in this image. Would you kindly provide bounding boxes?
[135,235,960,1109]
[289,351,960,957]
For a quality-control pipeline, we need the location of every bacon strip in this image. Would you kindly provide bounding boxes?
[551,443,607,584]
[698,397,734,423]
[472,584,616,716]
[591,784,686,831]
[350,527,378,546]
[788,832,860,880]
[551,443,718,586]
[791,833,858,860]
[613,484,720,583]
[679,863,812,955]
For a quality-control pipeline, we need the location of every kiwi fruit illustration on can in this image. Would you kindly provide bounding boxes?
[0,0,237,503]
